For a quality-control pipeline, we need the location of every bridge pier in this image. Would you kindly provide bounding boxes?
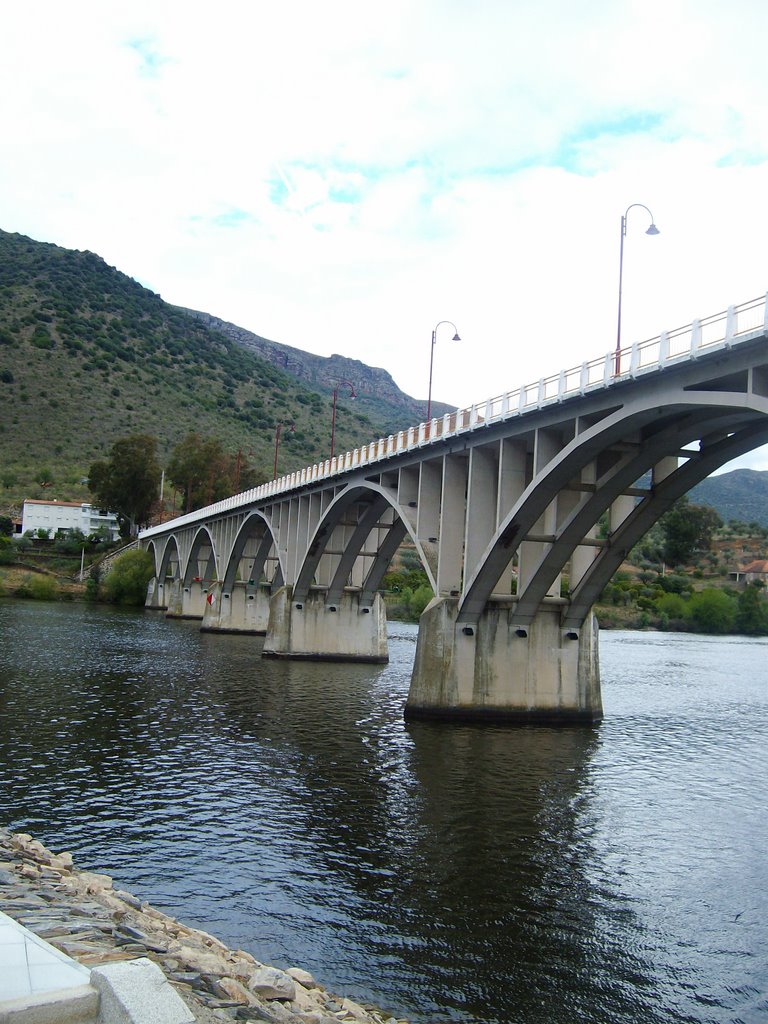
[145,576,167,611]
[263,587,388,662]
[163,578,209,619]
[200,581,272,634]
[405,597,602,724]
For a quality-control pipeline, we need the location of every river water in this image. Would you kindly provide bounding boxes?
[0,599,766,1024]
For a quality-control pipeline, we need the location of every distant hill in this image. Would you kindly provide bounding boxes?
[690,468,768,527]
[0,229,443,510]
[180,308,453,427]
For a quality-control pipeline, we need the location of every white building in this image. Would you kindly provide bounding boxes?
[21,500,120,541]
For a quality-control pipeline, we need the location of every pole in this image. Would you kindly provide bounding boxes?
[330,389,338,459]
[427,329,436,422]
[614,203,659,377]
[273,425,282,479]
[614,214,626,376]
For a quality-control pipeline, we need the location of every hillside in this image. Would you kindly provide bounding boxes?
[690,468,768,527]
[180,308,454,427]
[0,230,433,509]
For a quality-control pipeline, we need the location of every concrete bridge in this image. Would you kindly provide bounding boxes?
[139,293,768,723]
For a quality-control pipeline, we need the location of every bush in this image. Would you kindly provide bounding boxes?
[102,549,154,606]
[655,592,688,620]
[0,536,14,565]
[687,588,736,634]
[15,574,58,600]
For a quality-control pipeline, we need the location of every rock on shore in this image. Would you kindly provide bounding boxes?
[0,829,409,1024]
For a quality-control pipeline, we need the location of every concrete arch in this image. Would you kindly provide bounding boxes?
[293,482,433,605]
[182,526,218,585]
[458,392,768,624]
[145,540,159,574]
[564,417,768,626]
[221,512,281,592]
[157,535,181,582]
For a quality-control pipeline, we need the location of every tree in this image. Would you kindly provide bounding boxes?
[102,549,155,606]
[88,434,162,537]
[687,588,736,634]
[735,583,768,636]
[660,497,722,568]
[166,434,260,513]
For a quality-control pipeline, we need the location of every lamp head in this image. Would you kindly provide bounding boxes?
[645,223,660,236]
[452,332,461,341]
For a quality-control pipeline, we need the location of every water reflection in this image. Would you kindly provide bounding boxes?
[0,603,766,1023]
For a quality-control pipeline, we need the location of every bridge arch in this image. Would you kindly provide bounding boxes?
[458,391,768,625]
[565,416,768,626]
[221,512,283,593]
[292,482,433,607]
[157,535,181,583]
[182,526,218,586]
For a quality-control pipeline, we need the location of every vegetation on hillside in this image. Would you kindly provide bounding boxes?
[0,229,392,508]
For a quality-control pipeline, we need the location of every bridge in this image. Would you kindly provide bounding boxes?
[139,293,768,723]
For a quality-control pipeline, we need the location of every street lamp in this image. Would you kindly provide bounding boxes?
[330,380,356,459]
[615,203,660,375]
[273,423,295,480]
[427,320,460,421]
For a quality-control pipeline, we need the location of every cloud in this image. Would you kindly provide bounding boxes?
[1,0,768,472]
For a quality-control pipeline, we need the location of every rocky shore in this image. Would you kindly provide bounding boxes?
[0,829,410,1024]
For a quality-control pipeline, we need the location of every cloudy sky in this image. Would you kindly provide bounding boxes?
[2,1,768,470]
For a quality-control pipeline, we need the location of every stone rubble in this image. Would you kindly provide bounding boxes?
[0,829,410,1024]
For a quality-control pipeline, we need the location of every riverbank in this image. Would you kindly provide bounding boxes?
[0,830,409,1024]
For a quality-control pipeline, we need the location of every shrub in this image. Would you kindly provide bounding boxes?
[655,592,688,620]
[102,549,154,606]
[687,588,736,634]
[16,574,58,600]
[408,583,434,619]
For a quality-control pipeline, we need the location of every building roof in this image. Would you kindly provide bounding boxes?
[739,559,768,574]
[23,499,89,508]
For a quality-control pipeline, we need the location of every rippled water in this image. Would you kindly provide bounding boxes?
[1,600,766,1023]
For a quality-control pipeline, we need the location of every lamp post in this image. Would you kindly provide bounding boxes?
[273,423,295,480]
[615,203,660,375]
[330,380,356,459]
[427,320,460,421]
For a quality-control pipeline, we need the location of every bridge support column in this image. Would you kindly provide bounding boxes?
[201,581,272,634]
[263,587,388,662]
[145,576,168,611]
[165,579,207,619]
[164,578,183,617]
[406,597,602,724]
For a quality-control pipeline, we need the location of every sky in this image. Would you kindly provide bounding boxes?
[2,0,768,472]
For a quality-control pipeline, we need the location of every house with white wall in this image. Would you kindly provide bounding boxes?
[21,500,120,541]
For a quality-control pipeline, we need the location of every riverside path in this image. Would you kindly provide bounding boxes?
[139,293,768,723]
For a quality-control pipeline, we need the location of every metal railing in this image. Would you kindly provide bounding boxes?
[140,292,768,539]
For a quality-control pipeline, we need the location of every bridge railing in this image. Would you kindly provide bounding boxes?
[139,292,767,539]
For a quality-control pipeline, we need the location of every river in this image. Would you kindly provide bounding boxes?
[0,599,766,1023]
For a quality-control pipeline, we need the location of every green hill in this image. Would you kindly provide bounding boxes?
[0,229,432,511]
[690,469,768,527]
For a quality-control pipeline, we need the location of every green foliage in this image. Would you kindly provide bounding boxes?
[102,549,155,606]
[655,592,688,620]
[735,584,768,635]
[660,497,722,567]
[0,228,419,508]
[15,574,58,600]
[166,433,259,512]
[687,588,736,634]
[407,584,434,619]
[0,515,13,536]
[0,536,15,565]
[89,434,162,535]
